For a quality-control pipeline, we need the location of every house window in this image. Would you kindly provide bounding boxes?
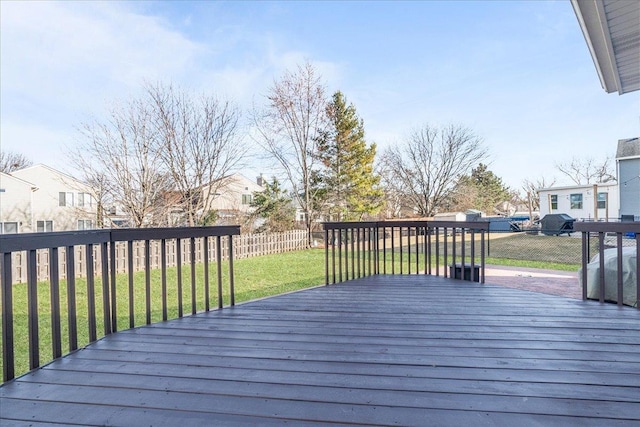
[0,222,19,234]
[570,193,583,209]
[78,192,92,207]
[37,220,54,232]
[77,219,94,230]
[241,194,252,205]
[59,192,74,207]
[597,193,607,209]
[550,194,558,210]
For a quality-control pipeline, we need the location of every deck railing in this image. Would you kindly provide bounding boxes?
[323,220,489,285]
[0,226,239,382]
[575,221,640,309]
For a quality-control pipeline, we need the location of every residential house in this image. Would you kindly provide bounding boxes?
[206,173,264,218]
[1,164,97,233]
[164,173,265,227]
[616,137,640,220]
[538,182,619,221]
[0,172,38,233]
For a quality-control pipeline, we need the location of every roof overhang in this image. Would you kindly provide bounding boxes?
[571,0,640,95]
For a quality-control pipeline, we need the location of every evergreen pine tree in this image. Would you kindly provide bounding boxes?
[315,91,383,220]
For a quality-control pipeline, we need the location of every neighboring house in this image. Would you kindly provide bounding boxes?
[1,164,97,233]
[434,210,483,222]
[206,173,264,218]
[0,172,39,233]
[538,182,619,221]
[616,137,640,220]
[164,173,265,226]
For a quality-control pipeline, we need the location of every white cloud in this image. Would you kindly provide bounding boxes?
[1,1,204,107]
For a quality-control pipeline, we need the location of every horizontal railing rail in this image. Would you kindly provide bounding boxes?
[574,222,639,309]
[323,220,489,285]
[0,226,240,383]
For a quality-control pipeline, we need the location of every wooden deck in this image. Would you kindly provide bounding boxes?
[1,275,640,426]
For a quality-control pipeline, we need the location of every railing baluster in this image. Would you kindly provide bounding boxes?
[435,227,440,277]
[375,226,380,275]
[415,227,419,274]
[177,238,183,317]
[145,239,152,324]
[109,241,117,332]
[344,229,349,280]
[216,235,223,308]
[480,230,486,284]
[190,237,196,315]
[382,226,387,274]
[203,236,210,311]
[27,249,39,370]
[581,231,588,301]
[127,240,135,328]
[2,252,15,381]
[461,229,466,279]
[66,246,78,351]
[451,228,456,279]
[101,242,111,335]
[49,247,62,359]
[442,228,447,277]
[338,230,343,283]
[598,232,605,302]
[161,239,168,321]
[407,227,411,275]
[616,233,624,306]
[228,235,235,306]
[359,228,363,278]
[351,228,356,279]
[324,228,329,285]
[470,230,476,282]
[331,230,336,283]
[367,227,372,276]
[86,244,97,343]
[399,227,404,275]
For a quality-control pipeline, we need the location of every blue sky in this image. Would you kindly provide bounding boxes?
[1,1,638,190]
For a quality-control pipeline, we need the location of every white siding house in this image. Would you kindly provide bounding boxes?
[206,174,264,216]
[616,138,640,220]
[0,172,39,233]
[538,182,619,222]
[3,164,97,233]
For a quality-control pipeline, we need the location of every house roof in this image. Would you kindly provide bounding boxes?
[571,0,640,95]
[10,163,83,184]
[616,137,640,159]
[538,181,618,192]
[0,171,38,189]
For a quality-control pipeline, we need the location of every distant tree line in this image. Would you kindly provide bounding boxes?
[1,61,617,246]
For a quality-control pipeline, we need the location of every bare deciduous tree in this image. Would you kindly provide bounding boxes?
[520,177,556,223]
[147,83,245,227]
[252,61,328,246]
[0,151,32,173]
[380,124,487,217]
[75,98,172,228]
[555,156,615,185]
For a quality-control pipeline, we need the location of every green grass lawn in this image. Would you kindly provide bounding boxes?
[2,249,328,382]
[1,236,584,382]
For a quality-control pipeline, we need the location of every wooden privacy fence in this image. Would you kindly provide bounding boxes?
[2,229,309,285]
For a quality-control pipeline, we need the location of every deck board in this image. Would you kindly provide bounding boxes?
[2,275,640,426]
